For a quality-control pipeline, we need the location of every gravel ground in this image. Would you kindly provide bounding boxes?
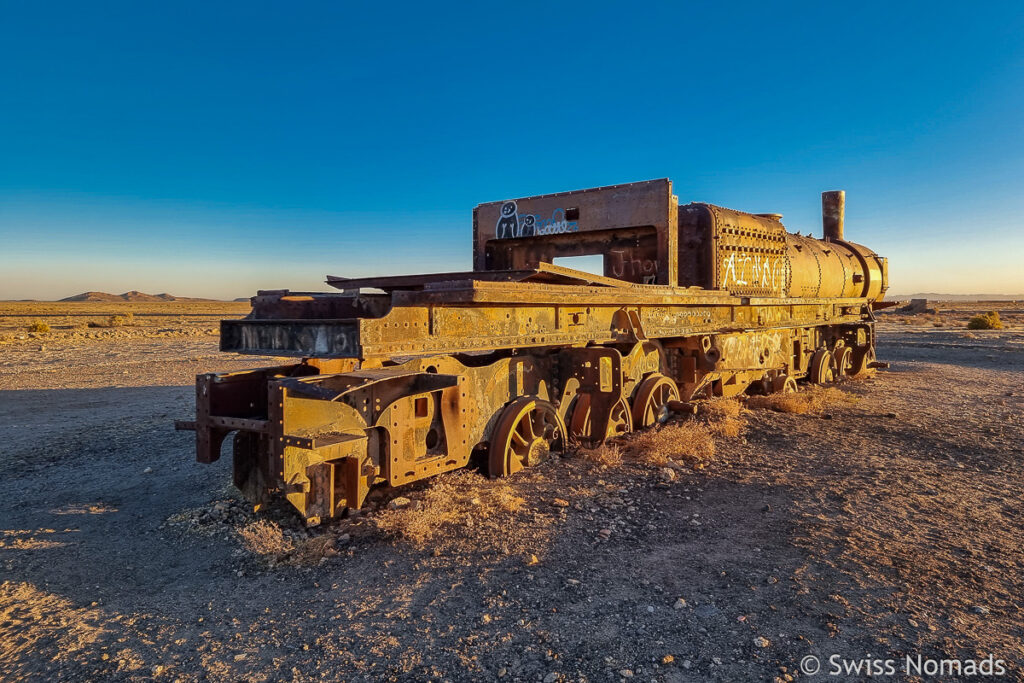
[1,321,1022,682]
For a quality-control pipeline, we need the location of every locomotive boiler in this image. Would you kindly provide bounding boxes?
[177,179,888,523]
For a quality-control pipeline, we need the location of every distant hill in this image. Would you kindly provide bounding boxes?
[59,291,219,302]
[887,293,1023,302]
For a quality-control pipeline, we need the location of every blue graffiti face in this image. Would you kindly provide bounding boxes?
[500,202,516,217]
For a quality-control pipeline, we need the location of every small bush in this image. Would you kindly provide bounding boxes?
[625,421,715,467]
[966,311,1002,330]
[746,386,854,415]
[26,320,50,334]
[237,520,294,556]
[87,312,136,328]
[708,416,745,438]
[699,398,742,421]
[373,473,526,548]
[108,312,135,327]
[699,399,745,439]
[582,442,624,468]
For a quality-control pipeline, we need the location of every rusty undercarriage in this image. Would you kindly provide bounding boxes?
[177,179,889,524]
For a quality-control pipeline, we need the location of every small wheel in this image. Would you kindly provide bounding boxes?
[569,394,632,441]
[771,375,798,394]
[833,347,853,379]
[849,344,876,377]
[489,397,566,478]
[631,374,680,428]
[809,349,834,384]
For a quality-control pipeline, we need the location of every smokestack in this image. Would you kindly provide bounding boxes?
[822,190,845,241]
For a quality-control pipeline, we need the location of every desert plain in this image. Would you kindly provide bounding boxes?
[1,299,1022,681]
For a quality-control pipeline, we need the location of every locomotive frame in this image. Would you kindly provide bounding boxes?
[177,179,889,524]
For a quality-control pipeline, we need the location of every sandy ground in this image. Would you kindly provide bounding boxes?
[1,307,1022,682]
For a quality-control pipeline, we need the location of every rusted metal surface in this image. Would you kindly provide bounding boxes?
[179,179,889,523]
[822,190,846,242]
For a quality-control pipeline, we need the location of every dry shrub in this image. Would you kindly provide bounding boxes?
[237,520,294,556]
[967,311,1002,330]
[747,386,853,415]
[700,398,742,420]
[237,519,339,566]
[108,312,135,327]
[88,313,135,328]
[373,472,526,548]
[709,416,745,438]
[26,320,50,333]
[581,442,623,467]
[700,398,745,439]
[625,421,715,467]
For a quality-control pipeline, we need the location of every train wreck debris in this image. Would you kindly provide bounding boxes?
[177,179,889,524]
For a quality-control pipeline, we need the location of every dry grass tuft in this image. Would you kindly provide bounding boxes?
[625,421,715,467]
[581,442,624,467]
[237,519,339,566]
[373,471,528,548]
[708,416,745,438]
[699,398,746,439]
[746,385,854,415]
[967,311,1002,330]
[88,313,136,328]
[26,320,50,334]
[237,520,294,557]
[700,398,742,421]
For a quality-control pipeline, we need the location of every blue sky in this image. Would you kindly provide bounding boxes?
[2,1,1022,299]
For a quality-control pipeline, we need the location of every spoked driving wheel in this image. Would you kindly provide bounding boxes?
[833,346,852,379]
[489,397,566,478]
[848,344,876,377]
[569,394,632,442]
[809,349,834,384]
[631,373,680,428]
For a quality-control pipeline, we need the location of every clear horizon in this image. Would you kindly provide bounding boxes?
[2,2,1023,301]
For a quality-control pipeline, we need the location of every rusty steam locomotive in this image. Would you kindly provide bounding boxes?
[177,179,888,524]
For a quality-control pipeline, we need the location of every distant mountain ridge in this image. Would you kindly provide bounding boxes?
[59,291,218,302]
[887,293,1023,301]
